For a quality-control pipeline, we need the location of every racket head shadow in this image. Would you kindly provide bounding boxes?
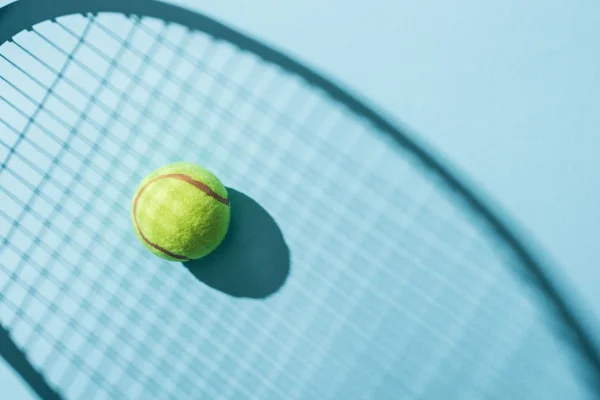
[0,1,599,399]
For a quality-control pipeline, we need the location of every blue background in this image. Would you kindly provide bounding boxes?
[2,0,599,397]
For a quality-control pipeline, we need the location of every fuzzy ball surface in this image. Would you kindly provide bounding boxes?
[131,162,231,261]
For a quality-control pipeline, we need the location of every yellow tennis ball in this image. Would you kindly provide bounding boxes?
[131,162,231,261]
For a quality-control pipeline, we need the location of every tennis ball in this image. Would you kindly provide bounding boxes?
[131,162,231,261]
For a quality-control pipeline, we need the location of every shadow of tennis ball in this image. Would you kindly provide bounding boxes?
[183,188,290,299]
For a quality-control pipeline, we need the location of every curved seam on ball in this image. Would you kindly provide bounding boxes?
[133,173,229,260]
[161,174,230,206]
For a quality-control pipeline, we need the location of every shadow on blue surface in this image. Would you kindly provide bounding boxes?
[184,188,290,299]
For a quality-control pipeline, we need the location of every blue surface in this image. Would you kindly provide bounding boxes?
[179,0,600,315]
[2,0,599,398]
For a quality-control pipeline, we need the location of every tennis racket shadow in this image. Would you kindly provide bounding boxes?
[183,188,290,299]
